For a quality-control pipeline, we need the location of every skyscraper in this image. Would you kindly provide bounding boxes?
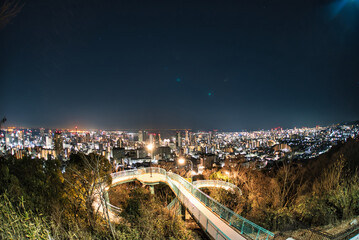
[185,130,189,145]
[176,131,181,148]
[138,130,147,143]
[45,136,52,149]
[149,133,154,145]
[54,131,63,159]
[138,130,143,142]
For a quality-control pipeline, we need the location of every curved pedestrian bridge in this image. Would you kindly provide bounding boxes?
[193,180,242,194]
[107,167,274,240]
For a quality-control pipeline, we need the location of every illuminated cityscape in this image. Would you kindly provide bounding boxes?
[1,0,359,239]
[1,123,358,169]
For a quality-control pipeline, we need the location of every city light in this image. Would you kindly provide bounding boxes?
[178,157,185,165]
[147,143,153,151]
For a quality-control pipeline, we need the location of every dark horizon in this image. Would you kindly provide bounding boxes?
[1,0,358,131]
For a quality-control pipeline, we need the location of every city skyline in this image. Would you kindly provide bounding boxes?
[1,0,359,131]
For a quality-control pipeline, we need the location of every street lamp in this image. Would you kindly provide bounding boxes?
[147,144,153,177]
[178,157,193,182]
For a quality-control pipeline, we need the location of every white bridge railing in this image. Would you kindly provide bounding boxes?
[192,180,242,195]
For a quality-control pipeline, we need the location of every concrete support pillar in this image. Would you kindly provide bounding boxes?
[104,191,109,203]
[150,185,155,195]
[180,203,186,221]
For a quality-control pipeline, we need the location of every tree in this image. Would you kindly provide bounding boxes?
[0,155,64,215]
[0,0,23,29]
[62,153,112,234]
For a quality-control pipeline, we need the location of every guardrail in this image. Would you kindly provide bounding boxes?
[166,172,231,240]
[167,171,274,240]
[193,180,242,195]
[350,233,359,240]
[110,167,274,240]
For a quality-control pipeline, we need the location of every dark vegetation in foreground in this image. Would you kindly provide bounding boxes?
[108,182,196,239]
[0,153,194,239]
[203,138,359,233]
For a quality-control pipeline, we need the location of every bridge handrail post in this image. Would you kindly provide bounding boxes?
[255,229,261,240]
[241,220,245,234]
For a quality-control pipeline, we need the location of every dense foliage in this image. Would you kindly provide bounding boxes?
[109,182,195,240]
[205,138,359,231]
[0,152,195,239]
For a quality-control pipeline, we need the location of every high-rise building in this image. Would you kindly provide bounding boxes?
[54,131,63,158]
[154,133,161,146]
[185,130,189,145]
[138,130,147,143]
[149,133,155,145]
[176,131,181,148]
[208,131,212,144]
[138,130,143,142]
[18,130,24,146]
[45,136,52,148]
[5,133,11,147]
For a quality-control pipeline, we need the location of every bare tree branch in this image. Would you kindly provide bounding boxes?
[0,0,24,29]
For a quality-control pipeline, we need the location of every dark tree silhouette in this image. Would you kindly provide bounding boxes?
[0,0,23,29]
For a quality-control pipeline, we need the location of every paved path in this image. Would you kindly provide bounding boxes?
[168,175,246,240]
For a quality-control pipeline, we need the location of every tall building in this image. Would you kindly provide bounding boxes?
[54,131,63,158]
[45,136,52,148]
[149,133,154,145]
[208,131,212,144]
[185,130,189,145]
[18,130,24,146]
[176,131,181,148]
[138,130,143,142]
[5,133,11,147]
[154,133,161,146]
[138,130,147,143]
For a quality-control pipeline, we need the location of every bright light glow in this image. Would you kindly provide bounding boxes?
[147,144,153,151]
[178,157,185,165]
[225,171,230,176]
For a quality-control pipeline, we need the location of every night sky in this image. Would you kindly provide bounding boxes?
[1,0,358,131]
